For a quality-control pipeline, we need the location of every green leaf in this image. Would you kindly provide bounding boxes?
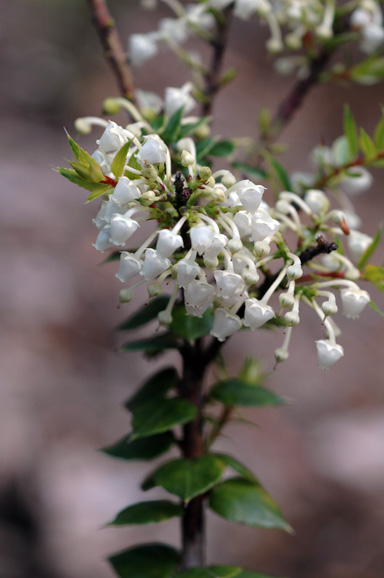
[268,158,291,191]
[209,477,292,532]
[101,432,174,461]
[210,379,284,407]
[369,300,384,316]
[125,149,143,180]
[109,500,183,526]
[147,456,226,501]
[363,264,384,291]
[57,168,100,192]
[111,140,133,178]
[357,224,382,269]
[117,296,170,330]
[231,162,267,180]
[374,108,384,149]
[209,140,236,157]
[179,117,209,140]
[86,184,113,202]
[109,543,180,578]
[213,453,257,482]
[65,131,81,161]
[131,397,197,439]
[163,107,184,143]
[343,105,359,157]
[126,367,180,412]
[151,114,165,132]
[175,567,242,578]
[169,306,214,342]
[350,56,384,85]
[359,128,377,159]
[121,333,178,354]
[196,138,216,160]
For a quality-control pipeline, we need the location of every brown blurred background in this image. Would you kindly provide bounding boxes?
[1,1,384,577]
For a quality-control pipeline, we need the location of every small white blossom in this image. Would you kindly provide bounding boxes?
[136,135,168,165]
[210,308,243,342]
[116,253,143,282]
[214,271,246,300]
[109,213,140,246]
[141,248,171,281]
[156,230,184,258]
[164,83,196,117]
[243,298,275,329]
[340,287,370,318]
[316,340,344,369]
[111,177,141,205]
[93,226,113,253]
[129,33,158,66]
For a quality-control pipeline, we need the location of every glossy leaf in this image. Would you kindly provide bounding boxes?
[359,128,377,159]
[357,224,382,269]
[121,333,178,354]
[175,567,242,578]
[163,107,184,143]
[231,162,267,180]
[343,105,359,157]
[209,477,292,532]
[210,379,284,407]
[126,367,180,411]
[57,168,101,192]
[111,140,133,178]
[364,264,384,291]
[86,183,114,202]
[196,138,216,159]
[209,140,236,157]
[213,453,257,482]
[101,432,174,461]
[109,500,183,526]
[147,456,226,501]
[169,306,214,342]
[131,397,197,439]
[117,296,170,331]
[109,543,180,578]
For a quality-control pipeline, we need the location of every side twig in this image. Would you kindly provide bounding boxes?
[87,0,136,102]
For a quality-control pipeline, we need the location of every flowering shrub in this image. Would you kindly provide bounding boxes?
[59,1,384,576]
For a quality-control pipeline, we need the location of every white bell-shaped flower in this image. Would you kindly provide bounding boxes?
[103,198,127,223]
[116,252,143,282]
[164,83,196,117]
[237,182,265,214]
[156,229,184,258]
[243,298,275,329]
[129,33,158,66]
[190,225,215,255]
[92,149,112,174]
[136,135,168,165]
[140,248,171,280]
[109,213,140,246]
[340,287,370,318]
[185,280,215,310]
[250,211,280,242]
[177,259,200,288]
[223,191,242,208]
[347,230,373,262]
[110,177,140,205]
[214,271,246,300]
[93,201,108,230]
[340,167,373,196]
[286,262,303,280]
[234,211,252,238]
[304,189,330,214]
[204,234,227,261]
[97,121,130,154]
[316,340,344,369]
[93,226,113,253]
[210,308,242,342]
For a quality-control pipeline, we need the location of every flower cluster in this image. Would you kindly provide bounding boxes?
[67,106,373,370]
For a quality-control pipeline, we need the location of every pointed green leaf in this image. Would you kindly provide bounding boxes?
[148,456,226,501]
[57,168,100,192]
[117,296,170,330]
[163,107,184,143]
[209,477,292,532]
[359,128,377,159]
[126,367,180,412]
[109,543,180,578]
[213,454,257,482]
[179,117,210,139]
[231,162,267,180]
[111,139,133,178]
[175,567,242,578]
[86,184,113,202]
[210,379,284,407]
[357,224,382,269]
[65,131,81,160]
[125,149,143,180]
[121,333,178,354]
[196,138,216,160]
[343,105,359,157]
[169,306,214,342]
[369,300,384,316]
[363,264,384,291]
[131,397,197,439]
[101,432,174,461]
[374,108,384,149]
[268,158,291,191]
[109,500,183,526]
[151,114,165,132]
[209,140,236,157]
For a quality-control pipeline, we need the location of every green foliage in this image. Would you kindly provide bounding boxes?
[117,297,170,330]
[169,306,214,342]
[111,140,133,178]
[209,478,292,532]
[101,432,174,461]
[267,157,292,192]
[162,107,185,144]
[109,544,180,578]
[109,500,183,526]
[131,397,197,439]
[343,105,359,157]
[210,379,284,407]
[121,333,179,354]
[349,56,384,85]
[125,367,179,411]
[143,456,226,501]
[212,454,257,482]
[363,264,384,291]
[357,224,382,270]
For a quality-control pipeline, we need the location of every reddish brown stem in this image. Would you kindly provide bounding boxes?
[87,0,136,103]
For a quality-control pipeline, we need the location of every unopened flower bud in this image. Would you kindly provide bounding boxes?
[321,299,338,316]
[102,98,121,116]
[119,288,134,303]
[228,238,243,253]
[304,189,329,214]
[285,310,300,326]
[147,282,161,297]
[287,262,303,280]
[279,292,295,308]
[275,348,289,363]
[158,310,173,325]
[198,166,212,181]
[181,150,195,167]
[221,173,236,188]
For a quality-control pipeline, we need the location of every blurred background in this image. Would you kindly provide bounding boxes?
[1,1,384,577]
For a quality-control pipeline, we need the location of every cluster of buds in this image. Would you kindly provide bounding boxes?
[69,107,372,370]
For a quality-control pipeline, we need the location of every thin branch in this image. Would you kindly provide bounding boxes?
[202,5,234,116]
[87,0,136,103]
